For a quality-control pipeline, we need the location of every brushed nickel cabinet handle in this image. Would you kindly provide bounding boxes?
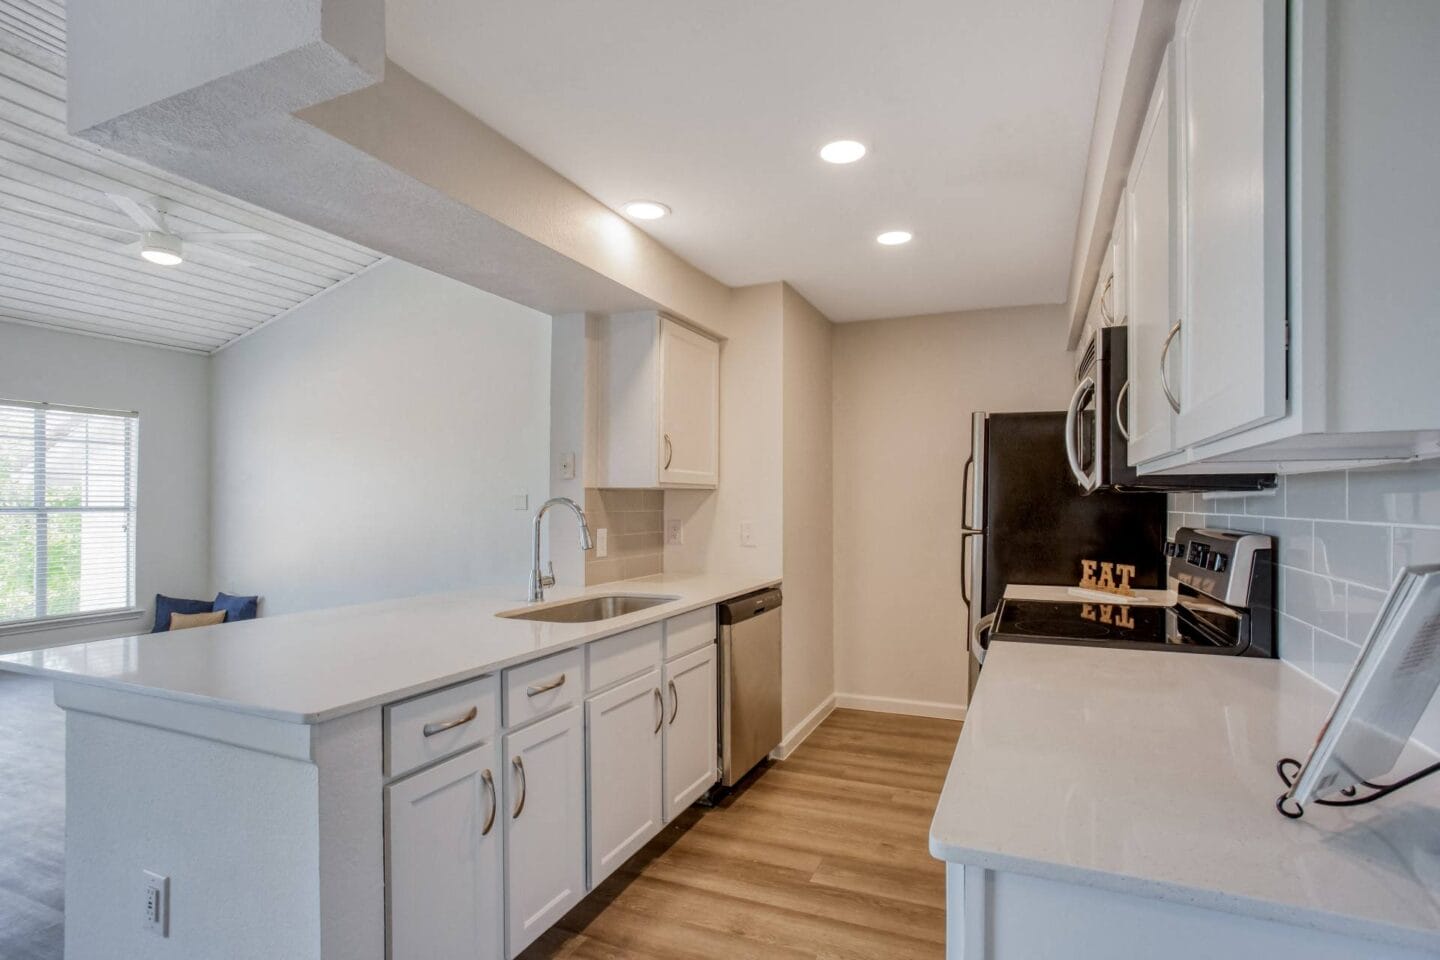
[422,705,477,738]
[481,769,496,836]
[663,434,674,470]
[526,674,567,697]
[1160,320,1182,414]
[1116,380,1132,441]
[668,679,679,725]
[511,756,526,819]
[653,688,664,734]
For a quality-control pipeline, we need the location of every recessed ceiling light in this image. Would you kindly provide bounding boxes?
[623,200,671,220]
[877,230,913,246]
[139,231,184,266]
[819,140,867,164]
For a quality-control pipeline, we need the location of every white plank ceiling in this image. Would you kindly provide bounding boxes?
[0,1,383,354]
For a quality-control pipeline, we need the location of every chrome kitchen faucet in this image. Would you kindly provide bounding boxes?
[528,497,594,602]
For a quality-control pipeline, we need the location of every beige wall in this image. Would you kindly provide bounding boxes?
[780,285,836,735]
[832,305,1074,715]
[664,284,784,579]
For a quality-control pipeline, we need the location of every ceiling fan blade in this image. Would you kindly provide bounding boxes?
[189,242,255,270]
[183,231,269,243]
[106,193,164,232]
[4,200,136,236]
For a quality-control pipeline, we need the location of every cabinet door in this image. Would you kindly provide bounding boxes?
[1125,45,1178,466]
[504,706,584,958]
[387,740,503,960]
[586,668,664,886]
[659,317,720,487]
[1173,0,1287,448]
[663,643,718,822]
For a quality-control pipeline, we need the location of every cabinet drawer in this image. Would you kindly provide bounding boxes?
[587,622,663,693]
[665,606,717,660]
[384,673,499,780]
[504,647,583,729]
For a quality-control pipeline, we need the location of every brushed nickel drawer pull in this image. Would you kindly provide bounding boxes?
[422,705,477,738]
[511,756,527,819]
[480,769,496,836]
[526,674,567,697]
[668,679,679,725]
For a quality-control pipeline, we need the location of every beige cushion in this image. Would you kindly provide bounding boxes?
[169,609,227,631]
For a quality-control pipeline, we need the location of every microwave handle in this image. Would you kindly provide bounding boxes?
[1064,376,1097,492]
[1116,379,1132,441]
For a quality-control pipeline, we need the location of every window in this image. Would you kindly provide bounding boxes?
[0,400,138,627]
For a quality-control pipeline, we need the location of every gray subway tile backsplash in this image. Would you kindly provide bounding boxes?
[1169,460,1440,753]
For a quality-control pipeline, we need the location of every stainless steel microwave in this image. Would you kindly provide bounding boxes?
[1066,326,1275,494]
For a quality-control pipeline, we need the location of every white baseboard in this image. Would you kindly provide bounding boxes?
[770,693,836,760]
[834,693,967,722]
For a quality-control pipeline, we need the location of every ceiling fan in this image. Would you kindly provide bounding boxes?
[8,192,270,268]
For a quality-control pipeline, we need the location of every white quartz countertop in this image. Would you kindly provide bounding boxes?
[930,642,1440,952]
[0,573,779,724]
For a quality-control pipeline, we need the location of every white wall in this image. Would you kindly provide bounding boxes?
[0,321,210,651]
[209,258,551,615]
[832,305,1074,717]
[780,285,835,736]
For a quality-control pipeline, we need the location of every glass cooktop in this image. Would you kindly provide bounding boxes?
[992,597,1245,653]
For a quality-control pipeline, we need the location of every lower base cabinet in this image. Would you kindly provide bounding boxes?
[504,706,585,958]
[385,739,504,960]
[586,669,664,885]
[663,644,718,821]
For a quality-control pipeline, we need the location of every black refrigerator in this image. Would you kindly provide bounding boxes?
[964,411,1168,699]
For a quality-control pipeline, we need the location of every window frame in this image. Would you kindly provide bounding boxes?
[0,399,143,636]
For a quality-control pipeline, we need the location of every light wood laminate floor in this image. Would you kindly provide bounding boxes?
[521,708,963,960]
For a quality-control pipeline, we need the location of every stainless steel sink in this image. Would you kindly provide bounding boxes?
[498,594,678,623]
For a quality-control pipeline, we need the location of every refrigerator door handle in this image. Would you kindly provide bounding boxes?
[959,528,982,606]
[962,454,975,529]
[1064,376,1097,492]
[971,613,997,665]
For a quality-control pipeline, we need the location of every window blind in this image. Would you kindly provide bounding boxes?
[0,400,138,626]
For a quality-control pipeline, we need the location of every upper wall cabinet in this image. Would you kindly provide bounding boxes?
[1125,46,1177,467]
[1171,0,1287,450]
[1125,0,1440,474]
[593,313,720,489]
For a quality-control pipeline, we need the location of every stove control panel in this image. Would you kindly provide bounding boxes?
[1167,527,1273,608]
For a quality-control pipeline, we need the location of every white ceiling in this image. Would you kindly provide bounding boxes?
[387,0,1114,322]
[0,2,383,353]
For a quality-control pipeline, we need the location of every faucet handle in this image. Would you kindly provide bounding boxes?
[540,562,556,589]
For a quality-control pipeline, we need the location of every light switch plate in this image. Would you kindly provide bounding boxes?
[558,452,576,481]
[740,521,756,548]
[595,527,608,558]
[143,870,168,937]
[666,518,684,546]
[512,493,529,511]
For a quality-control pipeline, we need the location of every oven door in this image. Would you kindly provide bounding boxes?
[1065,373,1100,492]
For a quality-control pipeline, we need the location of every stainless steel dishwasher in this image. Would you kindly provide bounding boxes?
[718,587,782,787]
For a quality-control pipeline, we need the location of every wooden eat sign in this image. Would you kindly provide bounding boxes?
[1079,559,1138,597]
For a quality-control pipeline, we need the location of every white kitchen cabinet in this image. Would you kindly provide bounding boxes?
[663,643,717,822]
[592,312,720,489]
[1171,0,1288,450]
[386,740,503,960]
[1125,45,1177,467]
[585,668,664,886]
[503,706,585,958]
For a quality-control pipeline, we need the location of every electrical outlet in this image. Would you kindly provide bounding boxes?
[595,527,608,558]
[740,521,756,548]
[558,452,576,481]
[512,493,529,511]
[143,870,169,937]
[665,518,684,546]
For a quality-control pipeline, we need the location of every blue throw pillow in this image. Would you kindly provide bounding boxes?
[213,592,259,623]
[153,594,212,633]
